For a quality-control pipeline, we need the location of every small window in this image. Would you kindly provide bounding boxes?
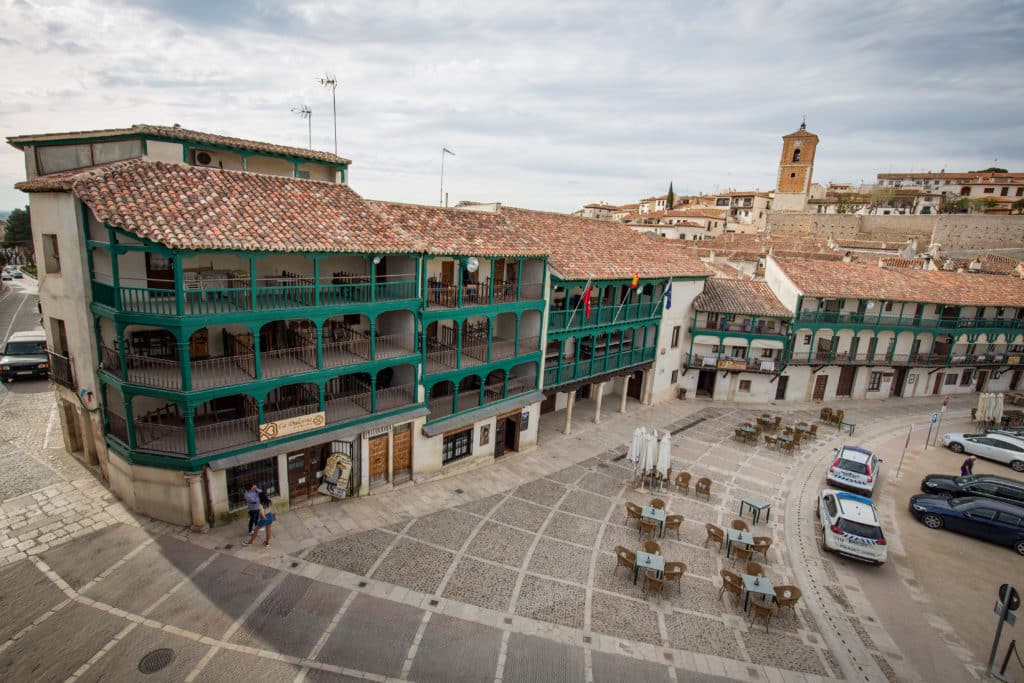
[761,348,773,358]
[442,428,473,465]
[868,372,882,391]
[960,370,972,386]
[944,373,957,385]
[1001,187,1009,196]
[803,335,812,345]
[42,234,61,274]
[884,302,894,312]
[731,347,747,359]
[671,370,678,383]
[983,187,995,194]
[790,173,796,178]
[1016,188,1023,197]
[711,345,720,353]
[670,326,680,348]
[296,170,311,180]
[739,380,751,392]
[792,148,801,162]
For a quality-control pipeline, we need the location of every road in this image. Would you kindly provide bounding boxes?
[0,275,42,348]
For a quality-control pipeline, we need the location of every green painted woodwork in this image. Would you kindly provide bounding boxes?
[794,309,1024,333]
[544,346,656,386]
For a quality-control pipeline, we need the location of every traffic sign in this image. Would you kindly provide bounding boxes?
[999,584,1020,611]
[931,412,939,424]
[994,603,1017,626]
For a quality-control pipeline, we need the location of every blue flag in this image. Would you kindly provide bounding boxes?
[660,281,672,310]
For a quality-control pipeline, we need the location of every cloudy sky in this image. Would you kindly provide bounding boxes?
[2,0,1023,213]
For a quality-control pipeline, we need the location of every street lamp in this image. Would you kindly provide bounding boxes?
[318,73,339,155]
[440,147,455,207]
[291,105,312,149]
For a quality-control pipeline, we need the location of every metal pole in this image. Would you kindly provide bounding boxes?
[331,84,337,156]
[988,587,1012,674]
[925,422,933,449]
[307,114,312,150]
[896,425,912,479]
[998,639,1016,678]
[440,149,445,207]
[933,411,944,447]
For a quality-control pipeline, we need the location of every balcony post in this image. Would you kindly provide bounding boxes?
[248,256,257,311]
[514,315,521,357]
[686,330,696,367]
[185,472,209,533]
[369,255,377,303]
[370,374,377,413]
[252,325,262,379]
[503,371,510,398]
[115,321,128,380]
[563,390,575,435]
[516,259,522,301]
[489,260,495,305]
[256,398,264,426]
[455,320,463,369]
[178,336,192,392]
[173,254,185,316]
[456,261,464,308]
[318,382,325,412]
[185,409,197,456]
[369,317,377,360]
[619,375,629,412]
[315,324,324,369]
[807,330,817,363]
[313,256,321,307]
[124,393,136,449]
[107,226,121,310]
[592,381,604,423]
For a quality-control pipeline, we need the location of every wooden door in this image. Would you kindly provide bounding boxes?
[1012,369,1022,391]
[393,427,412,477]
[368,435,388,482]
[441,261,455,285]
[837,367,856,397]
[975,370,988,392]
[504,415,521,451]
[774,375,789,401]
[145,252,174,290]
[812,374,828,400]
[287,450,311,498]
[932,374,943,395]
[891,367,908,397]
[190,328,209,359]
[494,419,506,458]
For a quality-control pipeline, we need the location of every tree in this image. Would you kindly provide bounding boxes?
[1012,198,1024,214]
[969,167,1007,174]
[2,206,34,264]
[666,182,675,211]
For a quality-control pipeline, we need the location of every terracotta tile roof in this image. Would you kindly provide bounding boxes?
[72,160,420,252]
[14,161,135,192]
[773,256,1024,306]
[7,123,351,165]
[694,279,792,317]
[879,256,927,269]
[368,202,546,258]
[498,207,709,281]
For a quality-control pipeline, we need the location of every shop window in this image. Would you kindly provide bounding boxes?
[868,372,882,391]
[739,380,751,392]
[442,428,473,465]
[226,456,280,510]
[944,373,957,386]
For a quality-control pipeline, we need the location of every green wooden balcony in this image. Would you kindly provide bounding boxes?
[543,346,656,387]
[547,301,661,333]
[794,310,1024,332]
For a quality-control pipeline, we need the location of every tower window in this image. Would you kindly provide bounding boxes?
[792,149,801,162]
[790,173,796,178]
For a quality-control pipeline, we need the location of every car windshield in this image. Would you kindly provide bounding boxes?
[953,476,976,486]
[3,341,46,355]
[837,519,883,540]
[837,458,868,475]
[949,497,974,508]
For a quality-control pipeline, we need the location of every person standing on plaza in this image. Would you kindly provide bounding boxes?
[960,455,976,477]
[244,490,274,547]
[244,483,262,536]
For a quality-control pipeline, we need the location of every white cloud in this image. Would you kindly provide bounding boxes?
[1,0,1023,212]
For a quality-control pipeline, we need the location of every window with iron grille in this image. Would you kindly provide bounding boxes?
[227,456,280,510]
[868,372,882,391]
[442,428,473,465]
[944,373,957,385]
[961,370,972,386]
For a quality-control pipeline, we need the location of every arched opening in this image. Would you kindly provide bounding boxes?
[425,320,458,372]
[461,316,490,365]
[428,381,455,419]
[263,382,320,424]
[193,394,258,453]
[260,319,317,377]
[458,375,482,411]
[192,325,256,388]
[131,395,187,454]
[324,313,371,368]
[376,364,416,411]
[121,323,181,389]
[493,312,517,359]
[519,310,541,353]
[375,310,416,358]
[325,372,372,424]
[484,369,507,404]
[792,148,801,162]
[509,361,538,396]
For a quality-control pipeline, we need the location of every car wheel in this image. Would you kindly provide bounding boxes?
[1011,461,1024,473]
[1015,540,1024,556]
[922,513,944,529]
[949,442,964,454]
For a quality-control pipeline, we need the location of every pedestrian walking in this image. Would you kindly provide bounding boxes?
[243,491,274,548]
[244,483,262,536]
[960,455,976,477]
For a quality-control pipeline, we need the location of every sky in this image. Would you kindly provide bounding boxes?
[2,0,1023,213]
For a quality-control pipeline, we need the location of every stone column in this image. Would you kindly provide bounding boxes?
[185,472,209,533]
[641,369,654,406]
[563,391,575,435]
[619,376,629,413]
[593,382,605,424]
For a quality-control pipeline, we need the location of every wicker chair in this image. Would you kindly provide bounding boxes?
[780,440,796,456]
[734,428,746,442]
[792,431,803,448]
[704,523,725,549]
[643,540,661,555]
[745,561,765,577]
[675,472,691,495]
[695,477,712,500]
[649,498,666,510]
[749,602,774,632]
[820,407,832,421]
[764,434,779,449]
[639,519,658,540]
[752,536,773,561]
[808,424,819,438]
[625,501,643,525]
[773,585,803,613]
[664,561,686,593]
[642,569,667,602]
[614,546,636,577]
[773,416,782,430]
[731,545,753,565]
[833,409,845,425]
[731,519,749,532]
[664,514,684,540]
[718,570,743,605]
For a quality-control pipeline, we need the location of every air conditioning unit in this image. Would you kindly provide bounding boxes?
[194,151,214,166]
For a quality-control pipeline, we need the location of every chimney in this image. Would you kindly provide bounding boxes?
[968,258,982,272]
[843,251,853,264]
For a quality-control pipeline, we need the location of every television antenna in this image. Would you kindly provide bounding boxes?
[318,73,339,155]
[291,105,312,149]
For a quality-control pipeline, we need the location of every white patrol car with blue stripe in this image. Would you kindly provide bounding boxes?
[826,445,882,496]
[817,488,887,565]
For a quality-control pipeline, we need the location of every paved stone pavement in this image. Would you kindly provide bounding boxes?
[0,386,988,682]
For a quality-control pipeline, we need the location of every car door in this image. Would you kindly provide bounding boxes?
[959,506,999,541]
[964,481,1001,502]
[993,512,1023,547]
[964,436,995,459]
[992,439,1024,467]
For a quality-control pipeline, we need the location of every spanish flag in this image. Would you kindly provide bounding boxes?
[630,272,639,289]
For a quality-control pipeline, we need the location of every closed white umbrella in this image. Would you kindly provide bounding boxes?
[656,432,672,479]
[985,393,996,423]
[977,392,988,423]
[994,393,1005,427]
[627,427,643,465]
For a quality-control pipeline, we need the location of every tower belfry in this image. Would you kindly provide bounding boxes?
[773,121,818,212]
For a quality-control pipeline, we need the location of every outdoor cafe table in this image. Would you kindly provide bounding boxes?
[757,416,774,427]
[741,574,775,610]
[739,424,758,434]
[634,551,665,585]
[794,424,811,433]
[726,528,754,556]
[777,433,794,444]
[642,506,666,537]
[739,495,772,524]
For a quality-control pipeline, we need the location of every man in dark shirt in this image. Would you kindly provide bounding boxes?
[244,483,262,535]
[960,455,976,477]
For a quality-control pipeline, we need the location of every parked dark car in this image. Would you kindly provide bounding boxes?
[909,494,1024,555]
[920,474,1024,508]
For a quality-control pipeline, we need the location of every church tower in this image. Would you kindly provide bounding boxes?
[773,120,818,212]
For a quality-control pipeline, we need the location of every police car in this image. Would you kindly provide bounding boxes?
[826,445,882,496]
[817,488,887,565]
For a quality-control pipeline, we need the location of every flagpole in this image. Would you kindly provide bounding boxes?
[565,278,591,330]
[611,285,632,323]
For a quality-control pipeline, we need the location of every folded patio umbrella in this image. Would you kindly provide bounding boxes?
[993,393,1005,426]
[656,431,672,478]
[976,393,988,422]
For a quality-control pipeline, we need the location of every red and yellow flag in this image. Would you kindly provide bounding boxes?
[630,272,639,289]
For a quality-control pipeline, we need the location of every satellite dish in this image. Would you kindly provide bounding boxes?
[865,301,875,310]
[465,257,479,273]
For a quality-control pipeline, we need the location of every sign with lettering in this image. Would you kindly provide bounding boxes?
[259,411,326,441]
[717,359,748,371]
[1008,356,1021,365]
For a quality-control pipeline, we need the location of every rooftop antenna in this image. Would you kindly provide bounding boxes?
[291,105,312,149]
[317,73,339,155]
[440,148,455,207]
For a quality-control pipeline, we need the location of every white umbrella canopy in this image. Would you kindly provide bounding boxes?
[993,393,1005,425]
[985,393,996,422]
[627,427,643,465]
[977,393,989,422]
[643,428,658,473]
[656,432,672,477]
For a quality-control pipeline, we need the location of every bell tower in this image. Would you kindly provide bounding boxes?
[773,120,818,212]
